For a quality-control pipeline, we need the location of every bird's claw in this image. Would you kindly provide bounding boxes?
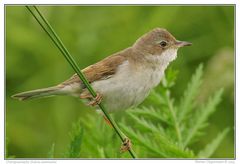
[120,138,132,153]
[87,93,102,106]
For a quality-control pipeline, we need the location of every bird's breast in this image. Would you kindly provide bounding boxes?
[91,60,166,112]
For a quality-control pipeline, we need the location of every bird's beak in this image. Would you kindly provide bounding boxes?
[175,40,192,47]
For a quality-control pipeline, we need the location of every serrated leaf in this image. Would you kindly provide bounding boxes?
[128,107,172,126]
[162,67,179,88]
[67,122,84,158]
[119,123,194,158]
[119,123,167,157]
[183,88,224,147]
[198,128,230,158]
[178,64,203,122]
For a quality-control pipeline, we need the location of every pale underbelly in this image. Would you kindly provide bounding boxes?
[91,70,163,112]
[93,82,151,112]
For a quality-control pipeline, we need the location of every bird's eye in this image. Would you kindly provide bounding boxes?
[159,41,167,47]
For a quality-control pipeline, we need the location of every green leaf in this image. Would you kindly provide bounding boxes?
[66,121,84,158]
[97,146,106,158]
[128,106,172,126]
[127,112,166,137]
[119,124,167,157]
[161,67,178,88]
[120,124,194,158]
[198,128,230,158]
[178,64,203,122]
[183,88,224,147]
[164,90,183,145]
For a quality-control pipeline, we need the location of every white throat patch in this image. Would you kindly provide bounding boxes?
[144,48,178,67]
[160,48,178,63]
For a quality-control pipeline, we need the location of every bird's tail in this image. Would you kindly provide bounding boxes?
[11,86,63,101]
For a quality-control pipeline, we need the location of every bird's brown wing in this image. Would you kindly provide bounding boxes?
[60,54,128,87]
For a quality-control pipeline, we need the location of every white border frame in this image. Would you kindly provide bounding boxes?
[1,1,238,164]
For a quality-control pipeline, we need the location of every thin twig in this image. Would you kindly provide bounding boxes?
[26,5,137,158]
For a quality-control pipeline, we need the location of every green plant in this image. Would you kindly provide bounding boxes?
[6,65,229,158]
[59,65,229,158]
[118,65,229,158]
[66,121,84,158]
[47,121,84,158]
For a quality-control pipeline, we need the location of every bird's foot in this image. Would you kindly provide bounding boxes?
[120,138,132,153]
[87,92,103,106]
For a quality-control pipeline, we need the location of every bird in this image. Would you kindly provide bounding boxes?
[12,28,192,113]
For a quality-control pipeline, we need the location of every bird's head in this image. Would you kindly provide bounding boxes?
[133,28,192,63]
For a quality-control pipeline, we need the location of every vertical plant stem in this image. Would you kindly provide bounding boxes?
[166,91,183,147]
[26,5,136,158]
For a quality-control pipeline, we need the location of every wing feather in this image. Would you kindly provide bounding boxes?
[61,53,128,87]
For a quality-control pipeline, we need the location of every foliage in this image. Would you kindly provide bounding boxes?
[43,65,229,158]
[198,128,230,158]
[47,120,84,158]
[66,121,84,158]
[118,65,228,158]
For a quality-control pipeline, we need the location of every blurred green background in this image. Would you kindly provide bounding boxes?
[6,5,234,158]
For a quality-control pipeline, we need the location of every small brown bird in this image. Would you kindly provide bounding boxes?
[12,28,191,112]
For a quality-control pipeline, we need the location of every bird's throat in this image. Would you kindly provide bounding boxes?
[143,48,178,69]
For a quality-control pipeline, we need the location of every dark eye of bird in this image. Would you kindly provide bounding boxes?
[159,41,167,47]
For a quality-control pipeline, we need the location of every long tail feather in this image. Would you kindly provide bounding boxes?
[12,86,61,101]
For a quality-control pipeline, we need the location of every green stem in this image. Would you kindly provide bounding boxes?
[26,5,136,158]
[166,91,183,147]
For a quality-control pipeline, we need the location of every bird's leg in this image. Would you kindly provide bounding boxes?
[80,92,111,127]
[80,91,103,107]
[120,138,132,153]
[79,91,92,99]
[87,92,103,106]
